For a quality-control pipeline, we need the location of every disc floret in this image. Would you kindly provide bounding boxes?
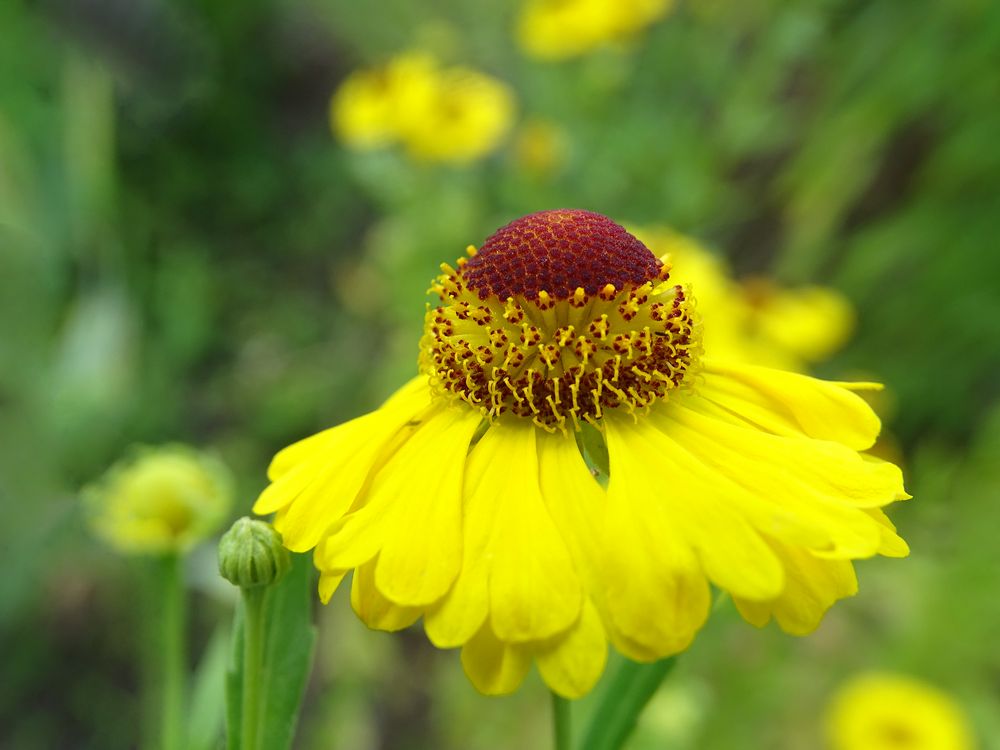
[419,210,703,430]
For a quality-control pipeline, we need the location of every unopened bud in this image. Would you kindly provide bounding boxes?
[218,517,290,589]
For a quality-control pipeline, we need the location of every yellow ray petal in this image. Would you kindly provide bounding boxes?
[602,414,711,658]
[318,569,347,604]
[315,407,480,609]
[535,598,608,699]
[665,399,898,558]
[608,412,784,601]
[702,359,882,450]
[265,389,431,551]
[460,623,532,696]
[265,376,430,482]
[351,560,421,632]
[374,407,482,605]
[474,422,583,643]
[734,541,858,635]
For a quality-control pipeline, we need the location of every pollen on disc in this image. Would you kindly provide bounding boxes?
[462,209,664,300]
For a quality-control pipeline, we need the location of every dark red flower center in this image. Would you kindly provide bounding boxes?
[462,209,664,300]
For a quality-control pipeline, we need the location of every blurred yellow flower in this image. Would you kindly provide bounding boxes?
[517,0,673,60]
[330,52,515,164]
[825,673,975,750]
[633,226,854,371]
[256,210,908,698]
[84,445,233,555]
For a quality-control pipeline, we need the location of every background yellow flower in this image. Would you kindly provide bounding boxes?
[331,52,515,164]
[83,446,233,555]
[825,673,976,750]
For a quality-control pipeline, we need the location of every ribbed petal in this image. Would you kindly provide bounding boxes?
[535,599,607,699]
[602,414,711,659]
[351,560,421,631]
[315,406,481,606]
[733,541,858,635]
[465,421,584,643]
[635,412,786,601]
[460,623,532,696]
[701,359,882,450]
[263,381,432,551]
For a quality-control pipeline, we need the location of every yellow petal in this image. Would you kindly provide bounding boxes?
[702,359,882,450]
[266,388,430,551]
[373,407,482,606]
[318,569,347,604]
[265,376,430,482]
[641,414,786,600]
[681,396,907,508]
[315,406,479,605]
[602,414,711,658]
[350,560,421,631]
[471,421,583,643]
[536,430,606,592]
[535,599,608,699]
[734,542,858,635]
[460,623,532,696]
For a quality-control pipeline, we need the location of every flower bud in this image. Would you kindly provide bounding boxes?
[218,517,290,589]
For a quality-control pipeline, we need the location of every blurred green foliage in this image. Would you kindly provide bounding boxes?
[1,0,998,747]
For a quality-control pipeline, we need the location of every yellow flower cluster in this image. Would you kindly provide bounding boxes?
[517,0,674,60]
[330,52,516,164]
[633,226,854,372]
[825,673,975,750]
[84,445,233,555]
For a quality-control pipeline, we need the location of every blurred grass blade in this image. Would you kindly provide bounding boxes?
[580,657,677,750]
[188,624,230,750]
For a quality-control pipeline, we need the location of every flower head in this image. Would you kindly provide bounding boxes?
[256,210,908,697]
[825,673,975,750]
[85,445,232,555]
[517,0,674,60]
[331,52,515,164]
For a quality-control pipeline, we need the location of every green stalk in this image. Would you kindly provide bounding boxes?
[241,587,267,750]
[552,691,572,750]
[580,657,677,750]
[159,553,185,750]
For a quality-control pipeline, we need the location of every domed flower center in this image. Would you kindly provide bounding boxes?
[420,209,702,430]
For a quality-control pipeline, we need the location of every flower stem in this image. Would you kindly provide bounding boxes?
[241,587,267,750]
[552,691,571,750]
[159,553,185,750]
[580,657,677,750]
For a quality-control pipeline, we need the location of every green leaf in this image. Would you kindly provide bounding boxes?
[188,624,230,750]
[580,657,677,750]
[258,552,317,750]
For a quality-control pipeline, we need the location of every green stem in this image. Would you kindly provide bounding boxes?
[159,553,185,750]
[552,691,572,750]
[580,657,677,750]
[241,587,267,750]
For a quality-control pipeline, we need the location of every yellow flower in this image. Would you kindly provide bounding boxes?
[256,210,908,698]
[330,53,515,164]
[825,673,975,750]
[634,226,854,371]
[517,0,674,60]
[85,445,233,555]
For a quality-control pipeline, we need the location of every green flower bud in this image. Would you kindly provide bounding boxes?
[218,517,291,589]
